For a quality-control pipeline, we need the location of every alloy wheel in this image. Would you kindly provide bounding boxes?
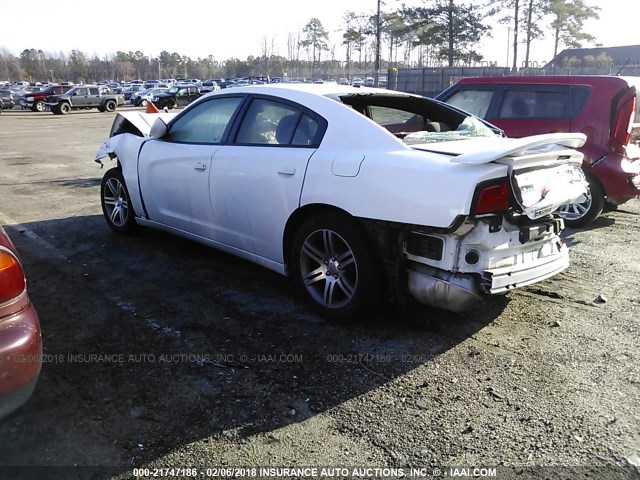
[103,177,129,227]
[558,190,593,221]
[299,229,358,309]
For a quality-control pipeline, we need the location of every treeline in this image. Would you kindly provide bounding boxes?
[0,0,600,83]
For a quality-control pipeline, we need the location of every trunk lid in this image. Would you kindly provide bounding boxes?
[411,133,589,220]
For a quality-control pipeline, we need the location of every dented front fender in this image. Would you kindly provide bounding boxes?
[95,133,149,221]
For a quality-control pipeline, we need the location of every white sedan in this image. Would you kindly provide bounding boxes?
[96,84,588,320]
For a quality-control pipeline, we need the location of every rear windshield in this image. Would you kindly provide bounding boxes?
[337,92,500,144]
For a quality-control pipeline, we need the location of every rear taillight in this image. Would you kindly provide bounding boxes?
[0,250,26,304]
[611,95,636,154]
[474,181,510,215]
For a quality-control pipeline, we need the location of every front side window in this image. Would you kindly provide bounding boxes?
[167,96,243,144]
[445,89,494,118]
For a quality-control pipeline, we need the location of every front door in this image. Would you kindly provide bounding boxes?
[137,95,245,238]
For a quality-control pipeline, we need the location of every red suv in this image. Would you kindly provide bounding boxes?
[23,84,74,112]
[437,76,640,226]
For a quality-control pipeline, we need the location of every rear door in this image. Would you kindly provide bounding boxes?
[487,85,571,138]
[209,96,325,261]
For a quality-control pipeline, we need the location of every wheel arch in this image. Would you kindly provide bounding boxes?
[283,204,359,273]
[282,203,394,275]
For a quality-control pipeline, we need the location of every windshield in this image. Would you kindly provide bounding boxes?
[168,86,180,94]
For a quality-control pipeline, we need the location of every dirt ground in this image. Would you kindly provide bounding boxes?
[0,108,638,480]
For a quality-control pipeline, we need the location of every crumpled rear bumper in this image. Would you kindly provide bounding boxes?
[482,238,569,293]
[406,221,570,312]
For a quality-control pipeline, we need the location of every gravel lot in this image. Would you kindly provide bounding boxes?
[0,108,638,480]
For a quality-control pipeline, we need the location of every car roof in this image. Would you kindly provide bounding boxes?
[209,83,415,98]
[456,75,633,87]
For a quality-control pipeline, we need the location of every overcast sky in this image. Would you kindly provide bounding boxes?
[1,0,637,67]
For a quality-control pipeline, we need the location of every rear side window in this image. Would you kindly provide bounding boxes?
[498,88,570,119]
[570,86,590,117]
[292,114,321,146]
[236,98,299,144]
[235,98,321,147]
[369,106,417,124]
[445,89,494,117]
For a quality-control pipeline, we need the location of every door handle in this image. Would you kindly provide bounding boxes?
[194,162,207,171]
[278,166,296,175]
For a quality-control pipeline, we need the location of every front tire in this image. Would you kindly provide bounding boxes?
[141,99,148,107]
[558,176,605,228]
[290,212,381,321]
[101,168,137,234]
[59,102,71,115]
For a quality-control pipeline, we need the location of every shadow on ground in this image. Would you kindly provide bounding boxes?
[0,214,507,477]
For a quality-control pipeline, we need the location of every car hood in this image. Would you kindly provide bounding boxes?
[103,111,179,138]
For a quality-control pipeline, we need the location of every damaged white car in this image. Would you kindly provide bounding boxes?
[95,84,588,320]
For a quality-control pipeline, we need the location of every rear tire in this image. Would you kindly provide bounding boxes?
[101,168,137,234]
[290,212,381,322]
[104,100,117,112]
[558,176,605,228]
[33,101,46,112]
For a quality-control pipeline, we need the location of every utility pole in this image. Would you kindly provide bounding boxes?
[158,60,162,80]
[506,27,510,68]
[374,0,382,86]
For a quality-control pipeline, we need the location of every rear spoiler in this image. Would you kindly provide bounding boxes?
[451,133,586,165]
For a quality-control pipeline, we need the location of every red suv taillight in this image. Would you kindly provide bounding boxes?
[611,94,636,154]
[474,180,510,215]
[0,250,26,304]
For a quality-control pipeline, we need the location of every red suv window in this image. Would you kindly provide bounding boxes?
[498,90,568,119]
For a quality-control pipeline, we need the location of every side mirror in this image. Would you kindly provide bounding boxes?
[150,117,168,139]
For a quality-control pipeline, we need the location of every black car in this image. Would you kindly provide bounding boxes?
[0,90,16,110]
[151,84,201,109]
